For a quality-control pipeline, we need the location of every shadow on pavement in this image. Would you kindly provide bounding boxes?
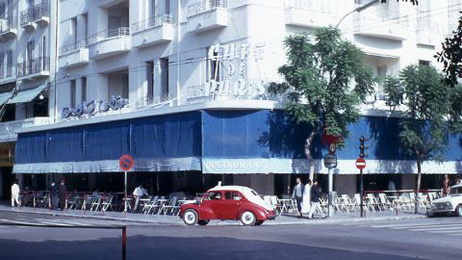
[0,234,424,260]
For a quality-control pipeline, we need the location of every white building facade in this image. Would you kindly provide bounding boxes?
[2,0,461,196]
[0,0,57,199]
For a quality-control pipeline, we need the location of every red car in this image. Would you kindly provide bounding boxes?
[179,185,277,226]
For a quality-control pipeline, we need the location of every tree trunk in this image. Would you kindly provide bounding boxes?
[415,156,422,214]
[305,127,318,181]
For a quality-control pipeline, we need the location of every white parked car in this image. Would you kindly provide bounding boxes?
[428,184,462,217]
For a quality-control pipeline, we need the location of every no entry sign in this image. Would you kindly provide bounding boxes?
[119,154,135,171]
[355,157,366,170]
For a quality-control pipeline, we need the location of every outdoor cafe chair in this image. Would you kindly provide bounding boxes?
[101,195,114,212]
[162,197,178,215]
[143,196,160,214]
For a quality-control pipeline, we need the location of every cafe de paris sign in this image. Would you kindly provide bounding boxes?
[187,42,269,101]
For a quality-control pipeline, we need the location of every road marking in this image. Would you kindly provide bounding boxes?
[371,221,462,229]
[408,226,462,232]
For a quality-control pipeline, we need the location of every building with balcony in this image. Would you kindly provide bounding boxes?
[0,0,57,200]
[5,0,462,198]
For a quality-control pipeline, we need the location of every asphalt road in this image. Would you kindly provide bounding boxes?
[0,211,461,260]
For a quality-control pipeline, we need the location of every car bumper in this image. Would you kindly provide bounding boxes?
[267,211,277,220]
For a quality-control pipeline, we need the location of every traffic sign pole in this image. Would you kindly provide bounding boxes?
[124,170,128,215]
[360,168,364,218]
[119,155,135,216]
[328,167,333,217]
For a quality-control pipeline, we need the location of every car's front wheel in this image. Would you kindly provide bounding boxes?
[198,220,209,226]
[240,211,256,226]
[183,209,199,226]
[456,205,462,217]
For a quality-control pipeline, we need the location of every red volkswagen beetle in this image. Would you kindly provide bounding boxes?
[179,185,277,226]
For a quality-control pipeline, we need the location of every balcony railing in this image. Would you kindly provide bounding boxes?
[88,27,130,45]
[132,14,173,33]
[20,0,49,27]
[17,57,50,78]
[0,17,17,34]
[59,40,88,56]
[187,0,228,18]
[284,0,335,14]
[0,66,15,79]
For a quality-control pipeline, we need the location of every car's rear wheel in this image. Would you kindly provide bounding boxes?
[456,205,462,217]
[240,211,256,226]
[183,209,199,226]
[198,220,209,226]
[255,220,264,226]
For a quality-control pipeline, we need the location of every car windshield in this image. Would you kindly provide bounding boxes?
[450,187,462,195]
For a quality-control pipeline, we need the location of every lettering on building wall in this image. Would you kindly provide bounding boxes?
[187,42,268,101]
[62,96,129,119]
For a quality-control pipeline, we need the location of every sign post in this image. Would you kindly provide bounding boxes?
[119,155,135,215]
[356,157,366,217]
[323,154,337,217]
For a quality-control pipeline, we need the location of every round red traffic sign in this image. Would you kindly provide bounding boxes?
[355,157,366,170]
[119,154,135,171]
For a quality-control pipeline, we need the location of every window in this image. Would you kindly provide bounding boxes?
[165,0,170,15]
[233,192,242,201]
[209,191,222,200]
[71,17,77,45]
[81,77,87,102]
[26,40,35,62]
[0,3,5,19]
[225,192,232,200]
[207,47,220,82]
[6,50,12,77]
[146,61,154,102]
[41,36,47,69]
[70,80,76,108]
[150,0,156,18]
[160,57,169,100]
[122,73,129,98]
[0,52,4,78]
[419,60,430,66]
[82,13,88,43]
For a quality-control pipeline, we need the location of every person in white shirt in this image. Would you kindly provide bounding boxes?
[133,184,148,212]
[11,180,21,207]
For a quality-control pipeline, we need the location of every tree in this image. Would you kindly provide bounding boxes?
[268,27,375,180]
[384,65,452,213]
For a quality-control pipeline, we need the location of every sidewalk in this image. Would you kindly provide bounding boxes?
[0,202,427,225]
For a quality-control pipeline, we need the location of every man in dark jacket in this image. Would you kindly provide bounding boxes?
[307,180,325,219]
[59,179,67,210]
[49,182,59,210]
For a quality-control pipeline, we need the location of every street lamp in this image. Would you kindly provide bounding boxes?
[335,0,379,28]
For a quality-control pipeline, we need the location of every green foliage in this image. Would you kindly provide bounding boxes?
[268,27,375,141]
[436,17,462,87]
[384,65,450,162]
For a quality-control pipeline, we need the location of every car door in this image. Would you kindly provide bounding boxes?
[219,191,243,220]
[200,191,223,219]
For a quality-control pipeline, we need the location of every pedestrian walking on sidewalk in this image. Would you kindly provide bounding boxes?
[11,180,21,207]
[442,174,451,197]
[59,179,67,210]
[301,179,312,214]
[307,180,325,219]
[49,182,59,210]
[292,178,304,217]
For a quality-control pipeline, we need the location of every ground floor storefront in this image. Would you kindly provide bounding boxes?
[5,108,462,199]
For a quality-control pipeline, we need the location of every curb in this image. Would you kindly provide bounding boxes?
[1,207,427,226]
